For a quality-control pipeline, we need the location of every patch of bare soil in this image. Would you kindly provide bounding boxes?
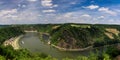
[105,32,114,39]
[106,28,120,36]
[52,26,60,29]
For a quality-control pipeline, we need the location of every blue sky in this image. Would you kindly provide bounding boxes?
[0,0,120,24]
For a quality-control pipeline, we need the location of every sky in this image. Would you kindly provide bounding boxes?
[0,0,120,24]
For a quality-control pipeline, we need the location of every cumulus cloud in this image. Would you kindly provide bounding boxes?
[97,16,105,19]
[70,2,76,4]
[98,7,117,16]
[63,13,73,18]
[41,0,58,9]
[42,9,55,13]
[0,7,40,24]
[0,9,17,15]
[84,5,99,9]
[18,4,27,8]
[0,9,17,18]
[84,5,117,16]
[81,14,91,18]
[41,0,53,7]
[0,9,18,24]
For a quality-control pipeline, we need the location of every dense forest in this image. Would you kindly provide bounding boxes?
[46,24,120,49]
[0,24,120,60]
[0,27,24,44]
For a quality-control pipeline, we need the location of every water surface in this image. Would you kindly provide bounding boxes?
[19,32,106,59]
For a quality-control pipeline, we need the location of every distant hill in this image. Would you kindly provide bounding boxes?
[0,25,10,28]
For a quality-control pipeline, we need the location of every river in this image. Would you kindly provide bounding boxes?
[19,32,108,59]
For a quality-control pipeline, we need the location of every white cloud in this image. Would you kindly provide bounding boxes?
[97,16,105,19]
[41,0,58,8]
[22,5,27,8]
[64,13,73,18]
[70,2,76,4]
[0,7,41,24]
[81,14,91,18]
[0,9,18,24]
[18,4,26,8]
[98,7,117,16]
[84,5,117,16]
[0,9,17,17]
[42,9,55,13]
[41,0,53,7]
[84,5,99,10]
[4,15,18,18]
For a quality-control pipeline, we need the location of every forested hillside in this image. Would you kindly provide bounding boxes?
[0,27,24,44]
[49,24,120,49]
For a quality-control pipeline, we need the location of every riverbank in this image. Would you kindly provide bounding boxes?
[13,35,23,49]
[24,30,37,32]
[51,44,93,51]
[51,43,120,51]
[3,35,23,50]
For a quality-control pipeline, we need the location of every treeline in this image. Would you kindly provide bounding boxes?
[0,27,24,44]
[15,24,60,33]
[93,37,120,47]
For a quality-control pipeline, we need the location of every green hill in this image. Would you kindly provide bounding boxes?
[49,24,120,49]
